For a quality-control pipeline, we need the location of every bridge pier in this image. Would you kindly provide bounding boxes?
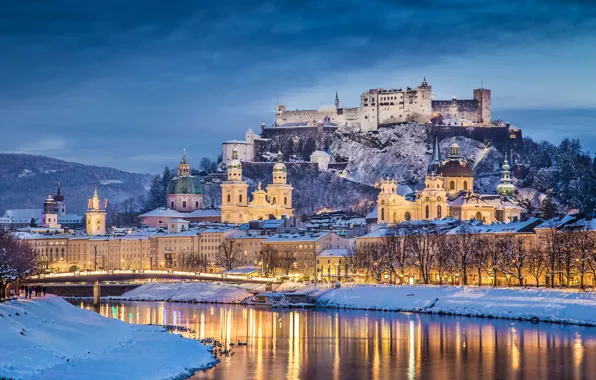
[93,281,101,311]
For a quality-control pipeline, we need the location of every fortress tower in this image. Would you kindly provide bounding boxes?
[473,88,491,124]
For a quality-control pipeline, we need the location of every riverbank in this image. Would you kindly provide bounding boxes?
[316,285,596,326]
[110,282,253,303]
[0,296,217,380]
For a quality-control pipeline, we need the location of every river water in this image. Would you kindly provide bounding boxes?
[74,300,596,379]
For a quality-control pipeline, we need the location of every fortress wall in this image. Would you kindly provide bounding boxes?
[431,99,481,121]
[277,109,346,125]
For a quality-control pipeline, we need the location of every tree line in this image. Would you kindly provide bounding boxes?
[0,230,37,300]
[347,221,596,289]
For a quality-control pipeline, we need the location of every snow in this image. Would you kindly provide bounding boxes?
[0,296,216,380]
[99,180,124,185]
[316,285,596,326]
[113,282,253,303]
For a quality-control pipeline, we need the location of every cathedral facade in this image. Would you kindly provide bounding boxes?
[377,138,522,225]
[220,148,294,224]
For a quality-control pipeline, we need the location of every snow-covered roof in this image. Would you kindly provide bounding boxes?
[446,218,543,235]
[310,150,330,158]
[317,248,349,258]
[220,266,260,275]
[223,140,251,145]
[264,232,329,242]
[139,208,221,218]
[168,218,190,223]
[365,206,378,220]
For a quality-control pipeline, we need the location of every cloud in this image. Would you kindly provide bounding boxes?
[1,0,596,172]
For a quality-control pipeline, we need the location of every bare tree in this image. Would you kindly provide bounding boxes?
[481,235,507,287]
[526,242,547,286]
[501,234,529,286]
[471,235,490,286]
[407,224,437,285]
[0,230,37,299]
[542,221,562,287]
[260,245,279,276]
[451,224,479,285]
[276,250,295,275]
[343,245,364,279]
[433,230,453,285]
[558,232,576,287]
[359,242,385,283]
[383,226,410,284]
[177,251,207,272]
[216,239,244,270]
[572,222,594,289]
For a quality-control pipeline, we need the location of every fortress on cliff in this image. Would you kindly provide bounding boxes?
[275,78,491,132]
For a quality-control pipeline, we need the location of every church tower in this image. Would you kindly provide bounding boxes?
[267,151,294,219]
[86,187,107,235]
[220,146,249,223]
[496,154,516,198]
[41,193,60,228]
[335,91,339,109]
[428,135,442,174]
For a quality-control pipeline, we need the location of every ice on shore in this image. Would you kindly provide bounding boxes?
[113,282,253,303]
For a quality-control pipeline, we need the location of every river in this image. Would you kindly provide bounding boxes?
[74,300,596,379]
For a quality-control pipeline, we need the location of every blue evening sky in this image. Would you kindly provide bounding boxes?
[1,0,596,173]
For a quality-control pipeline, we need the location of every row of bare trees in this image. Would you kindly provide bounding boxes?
[346,222,596,288]
[0,229,37,300]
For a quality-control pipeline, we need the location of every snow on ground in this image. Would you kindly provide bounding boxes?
[316,285,596,326]
[113,282,252,303]
[0,296,216,380]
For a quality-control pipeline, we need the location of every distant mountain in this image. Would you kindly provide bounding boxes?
[0,154,152,215]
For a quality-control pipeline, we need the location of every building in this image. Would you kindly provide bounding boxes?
[138,151,221,227]
[86,187,107,236]
[275,79,491,132]
[41,193,60,229]
[222,129,258,164]
[220,148,294,223]
[310,150,331,171]
[376,138,523,225]
[0,184,82,231]
[261,231,351,279]
[167,150,204,212]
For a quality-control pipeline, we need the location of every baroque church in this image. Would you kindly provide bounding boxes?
[377,138,522,224]
[220,147,294,223]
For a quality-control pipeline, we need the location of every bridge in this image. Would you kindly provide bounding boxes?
[26,270,280,285]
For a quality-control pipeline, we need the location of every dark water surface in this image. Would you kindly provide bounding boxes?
[74,300,596,380]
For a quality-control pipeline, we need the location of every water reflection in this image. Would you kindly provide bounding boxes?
[76,301,596,380]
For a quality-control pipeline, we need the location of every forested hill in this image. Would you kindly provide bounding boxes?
[0,154,152,215]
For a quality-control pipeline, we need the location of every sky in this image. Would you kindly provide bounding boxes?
[1,0,596,174]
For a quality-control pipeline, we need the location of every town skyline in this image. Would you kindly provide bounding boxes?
[1,1,596,173]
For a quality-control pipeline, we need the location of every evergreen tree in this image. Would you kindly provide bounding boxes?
[145,174,163,211]
[540,193,557,220]
[159,166,172,205]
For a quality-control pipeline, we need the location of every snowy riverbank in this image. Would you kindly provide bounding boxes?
[111,282,253,303]
[316,285,596,326]
[0,296,217,380]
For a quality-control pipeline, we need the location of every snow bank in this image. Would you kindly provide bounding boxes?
[113,282,252,303]
[316,285,596,326]
[0,296,216,380]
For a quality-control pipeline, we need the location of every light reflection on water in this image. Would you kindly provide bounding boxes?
[75,301,596,380]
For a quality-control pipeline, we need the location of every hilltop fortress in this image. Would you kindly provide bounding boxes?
[275,78,491,132]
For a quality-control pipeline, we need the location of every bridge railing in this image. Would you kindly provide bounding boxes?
[28,270,279,283]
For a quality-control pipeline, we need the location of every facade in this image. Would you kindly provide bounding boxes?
[222,129,258,164]
[220,149,294,224]
[377,139,522,225]
[275,79,491,132]
[41,194,60,229]
[310,150,331,171]
[85,188,107,236]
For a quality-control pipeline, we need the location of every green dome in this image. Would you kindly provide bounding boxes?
[167,175,204,195]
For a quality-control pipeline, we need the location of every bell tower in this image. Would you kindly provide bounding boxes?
[86,186,107,236]
[220,146,249,223]
[267,151,294,218]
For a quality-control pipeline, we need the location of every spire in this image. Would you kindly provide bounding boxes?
[277,150,283,163]
[178,148,190,176]
[335,91,339,108]
[232,145,238,160]
[56,182,61,196]
[497,153,515,197]
[428,135,442,174]
[94,185,98,198]
[181,148,188,164]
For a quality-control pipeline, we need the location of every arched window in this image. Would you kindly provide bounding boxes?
[170,201,174,208]
[463,181,468,191]
[450,181,455,190]
[475,212,482,221]
[227,194,230,202]
[425,205,429,219]
[381,208,385,221]
[437,205,442,219]
[405,212,411,221]
[272,197,276,205]
[195,201,199,208]
[284,197,287,205]
[239,194,243,203]
[182,201,187,209]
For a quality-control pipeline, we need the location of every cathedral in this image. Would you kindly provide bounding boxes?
[377,138,522,224]
[220,147,294,223]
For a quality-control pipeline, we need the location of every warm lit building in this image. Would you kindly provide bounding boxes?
[85,187,107,236]
[220,148,294,223]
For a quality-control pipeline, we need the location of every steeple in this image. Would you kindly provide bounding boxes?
[227,144,243,181]
[496,153,515,197]
[335,91,339,108]
[448,141,460,159]
[428,135,442,174]
[177,148,191,176]
[272,151,287,184]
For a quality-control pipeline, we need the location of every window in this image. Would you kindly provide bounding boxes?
[195,201,199,208]
[227,194,231,202]
[463,181,468,191]
[437,205,442,219]
[381,208,385,221]
[170,201,174,208]
[239,194,243,203]
[475,212,482,221]
[405,212,411,221]
[450,181,455,190]
[183,201,187,208]
[284,197,287,205]
[425,205,429,219]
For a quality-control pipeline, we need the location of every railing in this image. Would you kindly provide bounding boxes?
[28,270,279,283]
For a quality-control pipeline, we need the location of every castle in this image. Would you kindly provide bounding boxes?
[275,78,491,132]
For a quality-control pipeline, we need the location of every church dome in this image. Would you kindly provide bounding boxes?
[167,175,204,195]
[273,151,286,173]
[437,160,473,177]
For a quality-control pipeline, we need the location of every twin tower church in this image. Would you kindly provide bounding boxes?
[144,139,520,227]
